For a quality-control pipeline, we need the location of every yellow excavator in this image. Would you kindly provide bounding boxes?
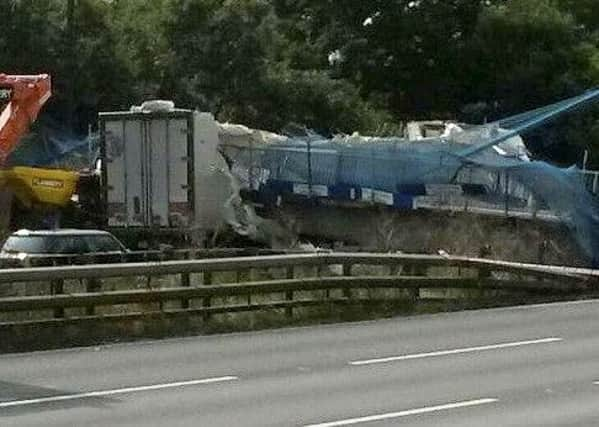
[0,74,78,224]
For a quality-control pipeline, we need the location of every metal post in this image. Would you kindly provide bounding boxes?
[307,140,313,197]
[285,266,294,317]
[85,278,101,315]
[50,259,65,318]
[477,246,491,280]
[51,279,65,318]
[203,271,212,321]
[504,171,510,217]
[249,137,254,191]
[181,268,191,310]
[237,269,251,307]
[236,269,244,283]
[342,264,352,299]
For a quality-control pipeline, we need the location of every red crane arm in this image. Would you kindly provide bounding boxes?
[0,74,52,166]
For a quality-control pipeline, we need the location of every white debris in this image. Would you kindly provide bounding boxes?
[130,100,175,113]
[328,49,343,66]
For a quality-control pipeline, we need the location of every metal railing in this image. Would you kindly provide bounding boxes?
[0,247,297,268]
[0,252,596,328]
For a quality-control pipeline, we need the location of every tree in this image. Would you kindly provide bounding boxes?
[165,0,393,134]
[0,0,137,132]
[0,0,66,117]
[106,0,175,100]
[465,0,599,163]
[1,0,597,165]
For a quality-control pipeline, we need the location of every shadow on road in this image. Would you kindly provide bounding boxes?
[0,380,116,416]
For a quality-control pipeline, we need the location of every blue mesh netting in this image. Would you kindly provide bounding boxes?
[222,90,599,264]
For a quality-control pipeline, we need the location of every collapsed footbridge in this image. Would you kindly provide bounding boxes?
[218,89,599,263]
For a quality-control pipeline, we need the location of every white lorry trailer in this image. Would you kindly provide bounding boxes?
[99,105,229,243]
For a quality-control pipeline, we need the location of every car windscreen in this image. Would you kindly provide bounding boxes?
[2,236,66,254]
[83,235,124,252]
[2,235,124,254]
[0,88,11,112]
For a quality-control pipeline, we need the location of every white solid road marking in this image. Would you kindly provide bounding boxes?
[0,376,238,408]
[305,398,498,427]
[350,337,563,366]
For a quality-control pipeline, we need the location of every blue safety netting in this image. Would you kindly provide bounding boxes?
[222,89,599,265]
[7,119,95,169]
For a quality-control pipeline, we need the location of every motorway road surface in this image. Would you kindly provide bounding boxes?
[1,300,599,426]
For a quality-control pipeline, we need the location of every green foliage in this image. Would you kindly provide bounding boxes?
[465,0,599,161]
[106,0,174,99]
[260,66,394,134]
[164,0,391,133]
[0,1,64,72]
[1,0,598,163]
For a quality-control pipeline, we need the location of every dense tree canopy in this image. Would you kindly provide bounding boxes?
[0,0,598,165]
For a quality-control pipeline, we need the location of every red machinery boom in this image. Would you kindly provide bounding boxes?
[0,74,52,166]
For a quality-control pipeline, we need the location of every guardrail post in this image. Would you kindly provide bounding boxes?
[50,278,64,318]
[180,251,192,309]
[85,278,102,315]
[181,272,191,309]
[203,271,212,321]
[236,269,246,283]
[389,263,401,300]
[285,266,294,317]
[477,247,491,281]
[49,259,65,318]
[405,263,426,277]
[477,266,491,282]
[342,264,352,298]
[319,265,330,299]
[236,269,251,306]
[504,171,510,216]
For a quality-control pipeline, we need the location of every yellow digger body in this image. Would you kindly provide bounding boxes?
[0,166,78,208]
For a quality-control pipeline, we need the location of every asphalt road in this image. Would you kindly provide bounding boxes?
[1,299,598,426]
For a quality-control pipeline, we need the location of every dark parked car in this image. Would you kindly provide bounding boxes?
[0,229,128,267]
